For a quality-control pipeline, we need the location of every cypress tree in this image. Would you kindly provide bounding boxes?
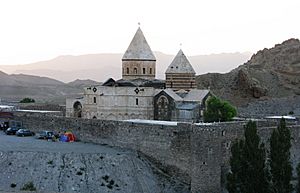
[227,139,244,193]
[270,118,293,193]
[227,120,270,193]
[296,162,300,193]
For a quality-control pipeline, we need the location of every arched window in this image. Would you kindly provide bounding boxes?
[93,97,97,104]
[143,68,146,74]
[150,68,152,74]
[127,68,129,74]
[222,130,226,136]
[134,68,137,74]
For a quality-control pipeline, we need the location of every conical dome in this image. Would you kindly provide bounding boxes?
[122,27,156,61]
[165,49,195,74]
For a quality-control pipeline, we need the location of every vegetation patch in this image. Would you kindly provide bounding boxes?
[204,96,237,122]
[101,175,119,190]
[20,97,35,103]
[76,171,83,176]
[102,175,109,182]
[10,183,17,188]
[20,181,36,191]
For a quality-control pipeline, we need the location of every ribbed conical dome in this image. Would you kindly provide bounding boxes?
[122,27,156,61]
[165,49,195,74]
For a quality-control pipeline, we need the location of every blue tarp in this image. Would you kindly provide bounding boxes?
[59,135,68,142]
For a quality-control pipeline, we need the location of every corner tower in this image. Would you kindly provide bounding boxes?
[165,49,196,90]
[122,27,156,80]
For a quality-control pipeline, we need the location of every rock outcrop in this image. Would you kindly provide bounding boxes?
[196,38,300,116]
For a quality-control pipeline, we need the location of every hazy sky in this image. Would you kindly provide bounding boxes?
[0,0,299,65]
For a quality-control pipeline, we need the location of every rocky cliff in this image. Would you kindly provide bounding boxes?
[196,38,300,116]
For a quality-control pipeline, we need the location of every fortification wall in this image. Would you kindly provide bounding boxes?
[13,112,300,193]
[15,112,192,184]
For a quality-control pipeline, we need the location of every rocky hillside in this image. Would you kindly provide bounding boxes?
[0,71,89,104]
[196,38,300,117]
[0,150,187,193]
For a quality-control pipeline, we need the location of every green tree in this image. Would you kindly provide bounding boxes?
[20,97,35,103]
[270,118,293,193]
[296,163,300,193]
[227,120,270,193]
[204,96,237,122]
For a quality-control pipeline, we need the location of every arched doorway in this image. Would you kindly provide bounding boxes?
[73,101,82,118]
[157,95,169,120]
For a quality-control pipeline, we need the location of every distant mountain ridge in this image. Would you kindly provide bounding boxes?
[0,52,252,82]
[0,71,100,104]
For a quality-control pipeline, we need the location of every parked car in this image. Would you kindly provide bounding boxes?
[35,131,55,139]
[5,127,19,135]
[16,129,34,137]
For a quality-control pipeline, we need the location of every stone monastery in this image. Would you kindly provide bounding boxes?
[66,27,211,122]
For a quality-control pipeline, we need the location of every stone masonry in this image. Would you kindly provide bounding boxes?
[14,112,300,193]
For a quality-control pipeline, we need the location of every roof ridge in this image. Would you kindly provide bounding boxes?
[165,49,196,74]
[122,27,156,61]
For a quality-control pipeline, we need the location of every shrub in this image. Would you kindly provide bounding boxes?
[20,181,36,191]
[10,183,17,188]
[20,98,35,103]
[204,96,237,122]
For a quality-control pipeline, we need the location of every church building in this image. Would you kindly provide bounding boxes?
[66,27,211,122]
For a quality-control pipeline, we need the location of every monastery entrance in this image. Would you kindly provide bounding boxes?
[73,101,82,118]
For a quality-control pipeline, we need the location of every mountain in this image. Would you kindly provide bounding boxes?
[67,79,102,87]
[0,71,85,104]
[196,38,300,117]
[0,52,252,82]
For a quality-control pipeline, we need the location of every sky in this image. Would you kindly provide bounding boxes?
[0,0,299,65]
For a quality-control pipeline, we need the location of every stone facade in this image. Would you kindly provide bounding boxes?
[154,89,211,122]
[81,86,156,120]
[66,27,211,122]
[66,97,84,118]
[14,112,300,193]
[122,60,156,80]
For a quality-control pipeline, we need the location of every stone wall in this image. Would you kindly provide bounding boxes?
[15,112,192,184]
[13,112,300,193]
[122,60,156,80]
[165,73,196,90]
[80,86,156,120]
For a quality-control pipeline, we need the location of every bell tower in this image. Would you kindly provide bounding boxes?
[122,27,156,80]
[165,49,196,90]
